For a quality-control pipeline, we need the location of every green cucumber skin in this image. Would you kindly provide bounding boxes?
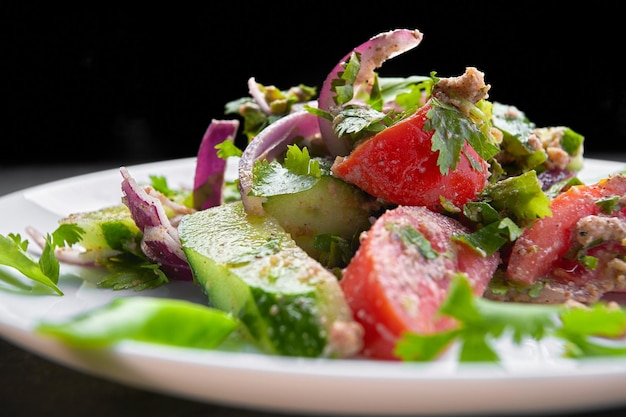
[179,201,360,358]
[263,175,376,259]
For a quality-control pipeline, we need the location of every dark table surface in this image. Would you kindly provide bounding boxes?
[2,154,626,417]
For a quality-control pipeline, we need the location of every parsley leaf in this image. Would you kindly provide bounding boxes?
[250,146,329,197]
[333,106,389,139]
[395,275,626,363]
[283,145,321,177]
[385,222,438,259]
[216,139,243,159]
[0,224,84,295]
[333,52,360,105]
[426,99,499,175]
[453,219,521,257]
[97,255,169,291]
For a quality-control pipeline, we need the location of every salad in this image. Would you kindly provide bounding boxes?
[2,28,626,363]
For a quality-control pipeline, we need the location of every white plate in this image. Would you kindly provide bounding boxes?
[1,157,626,416]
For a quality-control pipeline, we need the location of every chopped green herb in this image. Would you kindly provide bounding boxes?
[385,222,438,259]
[396,275,626,362]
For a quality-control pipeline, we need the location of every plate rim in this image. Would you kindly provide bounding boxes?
[1,156,626,415]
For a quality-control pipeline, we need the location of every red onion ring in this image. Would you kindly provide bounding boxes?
[238,110,321,216]
[193,119,240,210]
[121,167,192,280]
[318,29,423,157]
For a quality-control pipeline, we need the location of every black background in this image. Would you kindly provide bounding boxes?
[5,3,626,166]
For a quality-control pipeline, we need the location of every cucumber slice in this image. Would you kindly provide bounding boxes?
[263,175,377,264]
[59,205,143,257]
[179,201,363,358]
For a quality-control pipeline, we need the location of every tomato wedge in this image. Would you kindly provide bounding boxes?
[506,174,626,286]
[331,103,490,211]
[339,205,500,360]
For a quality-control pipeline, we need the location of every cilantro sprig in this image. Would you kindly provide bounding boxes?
[250,145,329,197]
[426,98,500,175]
[0,224,84,295]
[395,275,626,362]
[306,53,434,145]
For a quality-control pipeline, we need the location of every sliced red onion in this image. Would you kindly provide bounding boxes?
[25,225,118,266]
[318,29,424,157]
[238,110,320,216]
[193,119,240,210]
[247,77,272,115]
[121,167,192,280]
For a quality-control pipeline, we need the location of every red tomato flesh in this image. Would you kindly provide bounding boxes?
[331,104,490,211]
[506,174,626,286]
[340,205,500,360]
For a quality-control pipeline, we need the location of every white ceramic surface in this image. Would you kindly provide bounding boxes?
[1,157,626,416]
